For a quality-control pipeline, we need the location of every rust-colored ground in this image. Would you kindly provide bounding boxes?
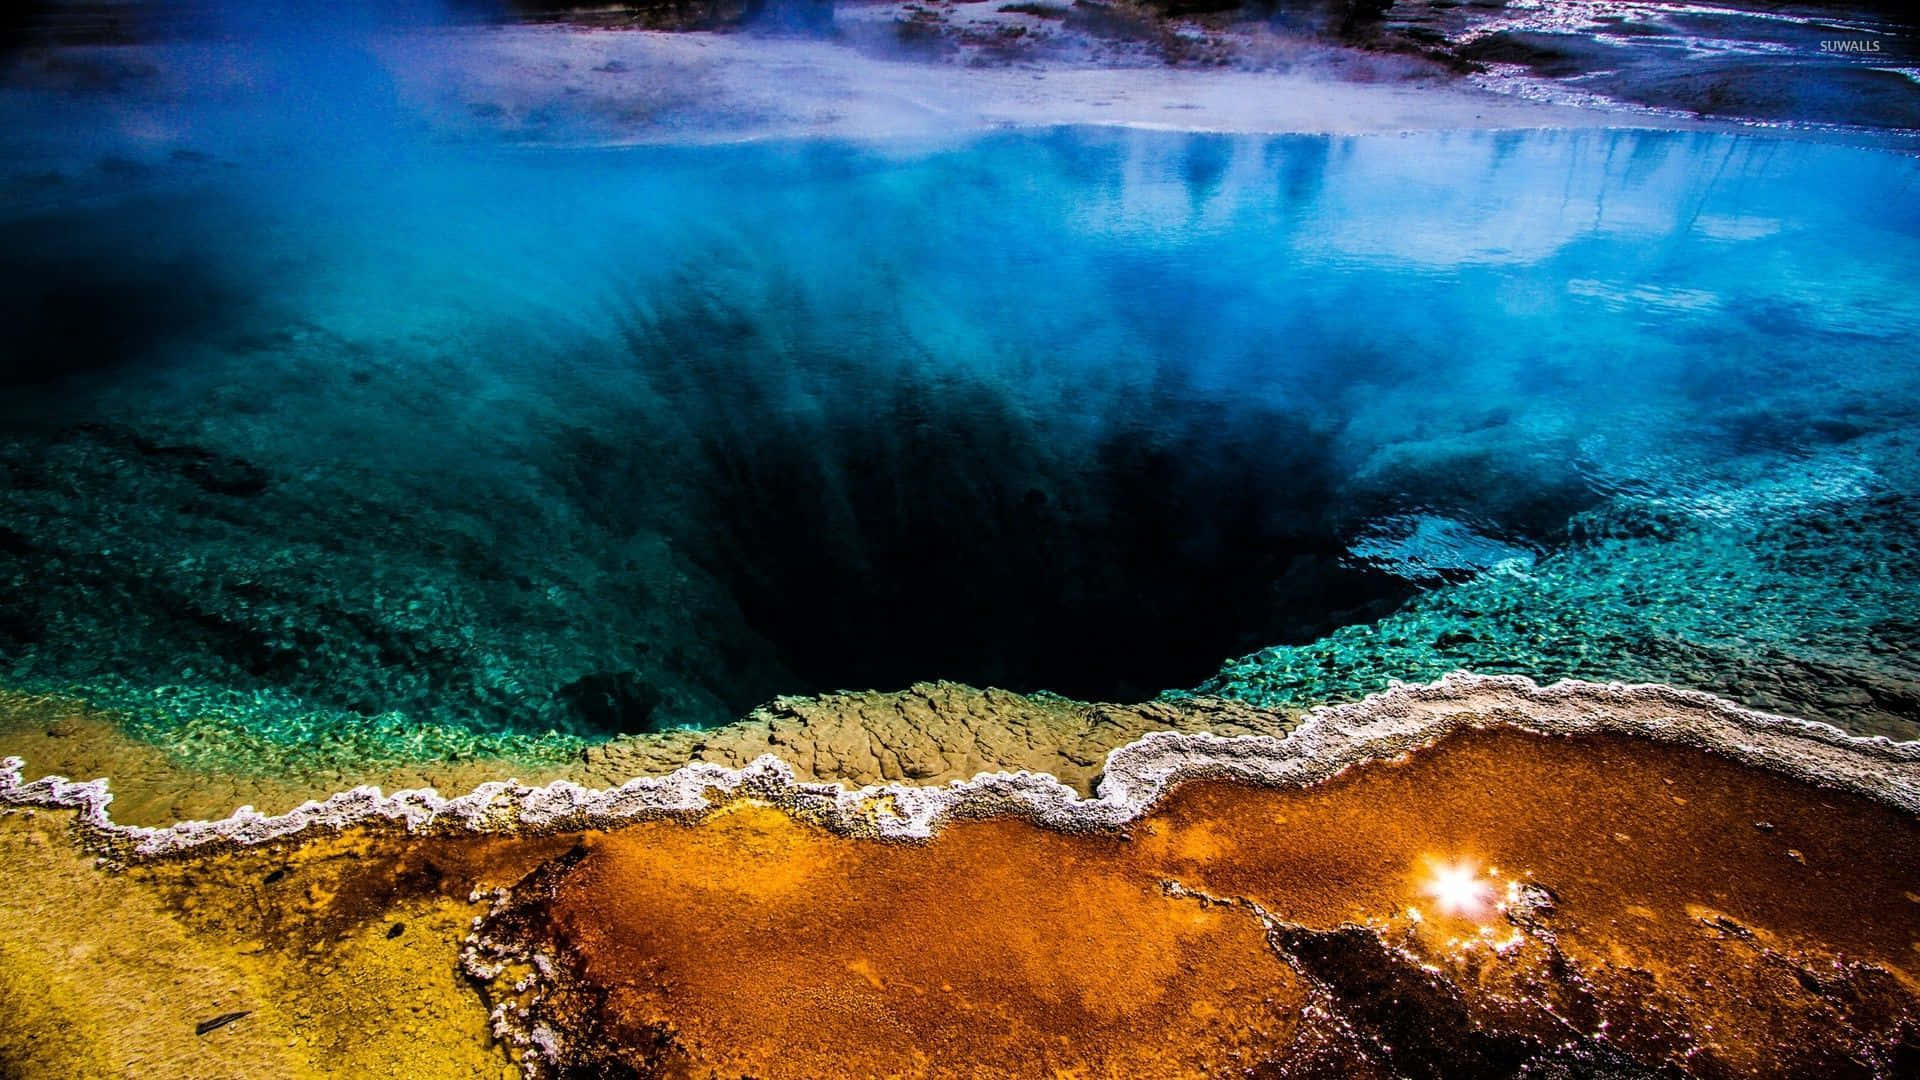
[485,729,1920,1078]
[2,726,1917,1078]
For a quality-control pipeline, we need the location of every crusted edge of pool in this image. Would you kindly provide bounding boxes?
[4,672,1918,860]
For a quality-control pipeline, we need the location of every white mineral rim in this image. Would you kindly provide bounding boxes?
[3,672,1917,861]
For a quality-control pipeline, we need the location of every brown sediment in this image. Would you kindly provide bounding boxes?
[587,682,1293,792]
[479,728,1920,1078]
[491,805,1313,1078]
[0,683,1294,824]
[1,682,1917,1077]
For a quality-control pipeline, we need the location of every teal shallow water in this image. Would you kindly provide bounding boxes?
[0,121,1917,767]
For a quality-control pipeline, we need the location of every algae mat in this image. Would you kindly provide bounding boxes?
[2,675,1918,1077]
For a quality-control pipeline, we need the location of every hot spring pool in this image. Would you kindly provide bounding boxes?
[2,125,1917,763]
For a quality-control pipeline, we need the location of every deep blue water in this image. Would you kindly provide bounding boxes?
[2,117,1918,761]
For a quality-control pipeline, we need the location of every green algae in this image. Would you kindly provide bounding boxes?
[1192,490,1920,740]
[15,448,1920,783]
[96,680,587,776]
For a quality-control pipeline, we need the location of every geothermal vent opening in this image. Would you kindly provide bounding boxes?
[657,370,1421,709]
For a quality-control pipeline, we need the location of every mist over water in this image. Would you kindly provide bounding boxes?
[2,17,1918,750]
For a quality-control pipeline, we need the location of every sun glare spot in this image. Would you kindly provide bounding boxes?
[1423,860,1492,917]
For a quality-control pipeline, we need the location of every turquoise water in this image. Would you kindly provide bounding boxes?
[2,119,1918,764]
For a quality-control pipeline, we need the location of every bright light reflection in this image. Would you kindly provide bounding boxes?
[1423,860,1491,917]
